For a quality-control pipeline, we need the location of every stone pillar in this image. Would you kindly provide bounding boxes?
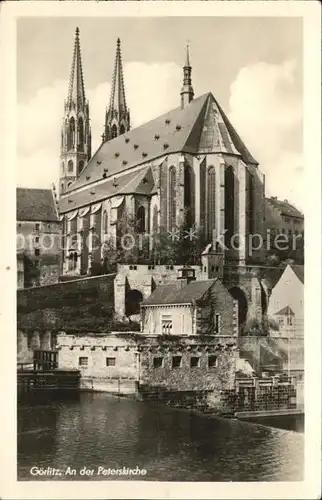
[41,331,52,351]
[30,331,41,350]
[17,330,28,362]
[114,275,126,318]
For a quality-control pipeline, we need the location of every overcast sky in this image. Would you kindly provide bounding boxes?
[17,16,303,209]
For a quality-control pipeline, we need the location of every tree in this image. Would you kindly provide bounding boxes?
[23,254,40,288]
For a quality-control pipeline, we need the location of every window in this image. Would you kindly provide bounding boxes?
[79,357,88,367]
[208,355,218,368]
[207,166,216,239]
[153,357,163,368]
[278,317,284,326]
[34,260,40,267]
[106,357,116,367]
[78,161,84,175]
[215,266,219,272]
[35,237,39,243]
[172,356,182,369]
[281,228,285,234]
[161,315,172,335]
[287,316,293,326]
[111,124,118,139]
[224,166,235,248]
[68,160,73,172]
[184,165,195,227]
[190,357,200,368]
[168,166,176,231]
[247,170,254,234]
[35,249,40,256]
[214,313,221,334]
[78,117,84,149]
[103,210,108,234]
[120,124,125,135]
[136,206,145,233]
[35,223,40,231]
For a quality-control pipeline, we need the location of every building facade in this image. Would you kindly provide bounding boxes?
[16,187,61,288]
[265,196,304,237]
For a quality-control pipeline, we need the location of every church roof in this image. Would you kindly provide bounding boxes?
[142,279,216,306]
[67,27,86,108]
[290,265,304,284]
[60,92,258,212]
[17,188,59,222]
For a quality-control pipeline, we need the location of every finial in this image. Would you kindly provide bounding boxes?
[117,37,121,47]
[76,26,80,36]
[185,42,190,67]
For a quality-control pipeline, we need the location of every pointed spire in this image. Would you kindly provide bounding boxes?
[181,42,194,109]
[103,38,130,142]
[109,37,127,116]
[67,27,86,107]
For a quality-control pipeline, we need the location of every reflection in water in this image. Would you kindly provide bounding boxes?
[18,393,304,481]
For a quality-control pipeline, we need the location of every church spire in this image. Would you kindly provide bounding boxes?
[60,27,92,196]
[103,38,130,142]
[67,27,86,108]
[180,44,194,109]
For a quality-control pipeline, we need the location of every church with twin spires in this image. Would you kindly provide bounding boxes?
[58,27,267,305]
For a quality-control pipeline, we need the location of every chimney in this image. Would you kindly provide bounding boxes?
[176,266,196,289]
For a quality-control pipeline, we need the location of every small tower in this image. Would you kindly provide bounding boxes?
[177,266,196,290]
[180,44,194,109]
[102,38,130,143]
[60,27,92,196]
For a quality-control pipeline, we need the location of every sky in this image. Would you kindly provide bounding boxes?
[17,16,303,210]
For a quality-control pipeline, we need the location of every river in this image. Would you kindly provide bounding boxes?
[18,392,304,481]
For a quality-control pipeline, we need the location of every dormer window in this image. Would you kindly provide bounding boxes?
[163,143,169,149]
[165,119,170,125]
[122,160,128,166]
[176,125,182,131]
[142,152,147,158]
[154,134,160,140]
[125,137,130,143]
[115,152,120,158]
[86,176,90,181]
[134,144,138,150]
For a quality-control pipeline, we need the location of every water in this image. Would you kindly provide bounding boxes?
[18,393,304,481]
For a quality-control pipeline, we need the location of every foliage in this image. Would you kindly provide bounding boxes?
[23,254,40,288]
[266,231,304,266]
[243,317,269,336]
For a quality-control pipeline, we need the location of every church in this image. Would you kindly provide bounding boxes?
[58,28,271,327]
[59,27,266,272]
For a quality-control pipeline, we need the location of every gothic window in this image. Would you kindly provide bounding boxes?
[247,170,254,235]
[168,166,176,231]
[65,119,69,147]
[68,117,75,150]
[78,161,84,175]
[184,165,195,227]
[111,124,118,139]
[152,205,158,233]
[224,165,235,248]
[137,206,145,233]
[68,160,73,173]
[103,210,108,234]
[120,124,125,135]
[207,166,216,240]
[68,182,72,188]
[78,117,84,150]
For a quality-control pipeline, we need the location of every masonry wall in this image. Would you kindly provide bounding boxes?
[17,274,116,333]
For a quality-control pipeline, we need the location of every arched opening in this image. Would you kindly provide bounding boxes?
[68,160,73,173]
[78,117,84,150]
[125,289,143,316]
[78,161,84,175]
[229,287,248,330]
[68,117,75,150]
[103,210,108,234]
[120,124,125,135]
[207,166,216,241]
[111,124,118,139]
[224,165,235,249]
[137,206,145,233]
[184,165,195,227]
[168,166,176,231]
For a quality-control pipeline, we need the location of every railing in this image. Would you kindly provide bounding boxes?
[33,350,58,371]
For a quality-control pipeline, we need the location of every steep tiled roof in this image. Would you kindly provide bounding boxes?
[266,197,303,219]
[60,166,155,213]
[17,188,58,222]
[142,279,216,306]
[274,305,295,316]
[60,92,258,212]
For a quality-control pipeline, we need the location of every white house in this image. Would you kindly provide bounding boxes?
[268,265,304,337]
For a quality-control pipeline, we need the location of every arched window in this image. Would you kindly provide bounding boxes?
[224,165,235,248]
[111,124,118,139]
[184,165,195,227]
[168,166,176,231]
[67,182,72,188]
[137,206,145,233]
[120,124,125,135]
[152,205,158,233]
[78,117,84,150]
[78,161,84,175]
[68,117,75,150]
[68,160,73,172]
[246,170,254,235]
[65,119,69,147]
[103,210,108,234]
[207,166,216,240]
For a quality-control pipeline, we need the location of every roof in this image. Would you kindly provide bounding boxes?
[291,265,304,284]
[265,197,304,219]
[274,305,295,316]
[60,92,258,212]
[17,188,59,222]
[142,279,216,306]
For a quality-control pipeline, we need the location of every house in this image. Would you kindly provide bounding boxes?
[16,187,61,287]
[140,267,238,336]
[267,264,304,337]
